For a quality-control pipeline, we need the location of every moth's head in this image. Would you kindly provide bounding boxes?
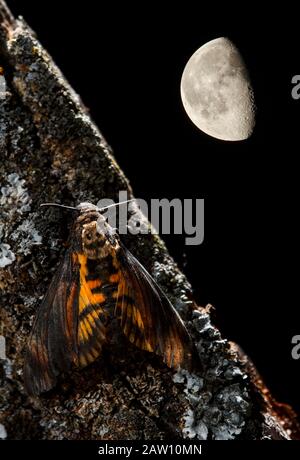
[76,202,99,213]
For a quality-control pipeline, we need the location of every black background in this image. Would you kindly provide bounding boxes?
[6,1,300,413]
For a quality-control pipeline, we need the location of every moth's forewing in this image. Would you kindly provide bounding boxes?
[24,250,79,395]
[24,252,112,395]
[116,244,199,371]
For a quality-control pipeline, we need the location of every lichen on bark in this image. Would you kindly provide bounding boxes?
[0,0,299,440]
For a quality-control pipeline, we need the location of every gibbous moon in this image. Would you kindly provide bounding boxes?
[180,37,256,141]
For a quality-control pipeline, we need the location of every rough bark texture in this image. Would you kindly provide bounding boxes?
[0,0,299,440]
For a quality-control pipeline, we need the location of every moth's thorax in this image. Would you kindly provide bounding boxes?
[78,211,119,259]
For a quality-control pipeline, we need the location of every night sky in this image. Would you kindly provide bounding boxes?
[7,1,300,413]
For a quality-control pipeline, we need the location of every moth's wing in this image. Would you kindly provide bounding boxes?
[24,250,79,396]
[76,254,107,368]
[24,252,108,395]
[116,245,199,371]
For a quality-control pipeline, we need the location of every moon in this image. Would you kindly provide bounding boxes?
[180,37,256,141]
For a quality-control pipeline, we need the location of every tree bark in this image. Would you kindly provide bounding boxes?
[0,0,299,440]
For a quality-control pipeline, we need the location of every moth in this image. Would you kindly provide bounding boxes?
[24,201,198,395]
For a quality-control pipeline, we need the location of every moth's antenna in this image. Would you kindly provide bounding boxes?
[98,199,135,212]
[40,203,78,211]
[40,199,135,212]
